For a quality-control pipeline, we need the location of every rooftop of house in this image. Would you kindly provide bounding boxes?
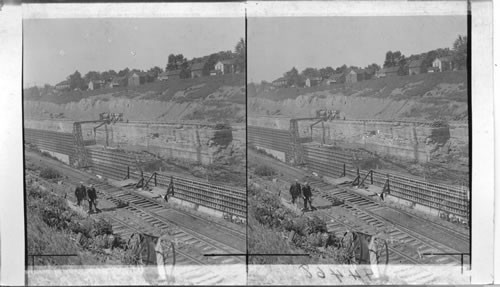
[409,59,424,68]
[89,79,106,84]
[218,58,237,65]
[166,69,181,76]
[55,80,70,86]
[307,76,322,81]
[158,71,169,77]
[329,73,344,80]
[364,67,375,74]
[380,66,400,73]
[273,77,287,83]
[345,68,365,75]
[435,56,453,62]
[129,71,148,78]
[190,61,206,71]
[111,76,127,83]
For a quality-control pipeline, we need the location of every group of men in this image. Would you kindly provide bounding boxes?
[289,179,315,211]
[75,182,100,214]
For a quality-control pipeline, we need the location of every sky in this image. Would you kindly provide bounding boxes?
[23,18,244,87]
[248,16,466,83]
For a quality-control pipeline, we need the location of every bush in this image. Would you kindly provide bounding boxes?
[254,164,276,177]
[248,183,354,264]
[39,167,61,179]
[94,218,113,236]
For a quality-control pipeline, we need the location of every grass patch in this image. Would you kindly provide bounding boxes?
[253,164,276,177]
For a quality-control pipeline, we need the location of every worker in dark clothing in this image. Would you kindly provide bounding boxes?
[164,176,175,202]
[302,182,314,211]
[87,184,99,213]
[289,179,299,204]
[75,182,85,206]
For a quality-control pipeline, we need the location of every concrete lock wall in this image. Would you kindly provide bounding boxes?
[248,116,467,164]
[248,116,291,130]
[24,120,235,165]
[308,120,441,163]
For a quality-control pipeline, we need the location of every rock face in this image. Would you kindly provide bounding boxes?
[249,71,468,121]
[24,85,245,123]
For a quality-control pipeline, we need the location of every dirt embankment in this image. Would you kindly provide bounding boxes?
[249,71,468,121]
[249,71,469,186]
[24,74,245,123]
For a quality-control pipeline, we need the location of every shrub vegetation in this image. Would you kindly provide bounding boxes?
[248,185,350,264]
[39,167,61,180]
[254,164,276,177]
[27,184,126,266]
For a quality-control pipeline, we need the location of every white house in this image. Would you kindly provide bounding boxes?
[88,80,105,91]
[305,77,321,87]
[432,57,454,72]
[215,59,237,74]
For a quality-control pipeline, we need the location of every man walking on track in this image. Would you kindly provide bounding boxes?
[87,184,99,213]
[289,179,301,205]
[301,182,314,211]
[75,182,86,206]
[164,176,175,202]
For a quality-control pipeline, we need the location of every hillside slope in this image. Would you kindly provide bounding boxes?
[24,73,245,123]
[249,71,467,121]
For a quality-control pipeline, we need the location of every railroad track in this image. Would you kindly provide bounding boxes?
[309,179,467,265]
[61,178,246,266]
[248,126,469,218]
[26,152,246,267]
[26,172,235,285]
[249,149,470,266]
[107,216,207,266]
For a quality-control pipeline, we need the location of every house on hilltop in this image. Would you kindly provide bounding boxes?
[345,68,365,84]
[88,80,105,91]
[432,56,454,72]
[109,76,127,88]
[325,73,345,85]
[272,77,288,88]
[55,80,70,91]
[128,72,147,87]
[408,59,425,75]
[166,69,181,81]
[363,68,376,80]
[190,61,206,78]
[376,66,400,78]
[305,77,322,87]
[215,58,237,74]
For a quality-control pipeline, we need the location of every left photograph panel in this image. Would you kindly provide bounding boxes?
[23,6,246,285]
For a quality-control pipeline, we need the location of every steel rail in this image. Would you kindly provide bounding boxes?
[248,127,469,217]
[249,149,469,265]
[106,216,207,266]
[61,175,247,253]
[26,153,246,266]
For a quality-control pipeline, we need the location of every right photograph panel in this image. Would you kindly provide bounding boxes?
[247,13,470,284]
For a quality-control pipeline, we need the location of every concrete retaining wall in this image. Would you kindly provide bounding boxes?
[24,119,238,165]
[248,116,469,164]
